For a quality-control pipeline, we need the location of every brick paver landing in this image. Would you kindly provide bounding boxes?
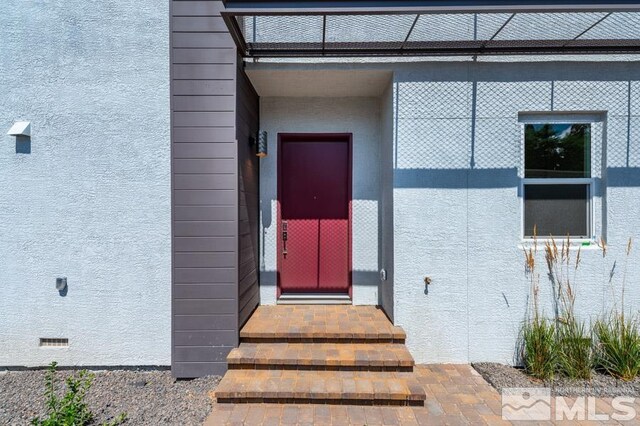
[205,364,640,425]
[239,305,406,342]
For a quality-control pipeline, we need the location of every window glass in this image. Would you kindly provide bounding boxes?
[524,184,589,237]
[524,123,591,178]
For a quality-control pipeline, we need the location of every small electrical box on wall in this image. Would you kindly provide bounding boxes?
[56,277,67,291]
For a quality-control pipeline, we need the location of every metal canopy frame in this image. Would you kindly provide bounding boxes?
[221,2,640,57]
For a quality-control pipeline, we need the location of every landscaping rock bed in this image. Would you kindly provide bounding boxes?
[473,362,640,397]
[0,368,220,425]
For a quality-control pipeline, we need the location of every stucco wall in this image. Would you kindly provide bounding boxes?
[259,97,383,305]
[392,61,640,364]
[0,1,170,366]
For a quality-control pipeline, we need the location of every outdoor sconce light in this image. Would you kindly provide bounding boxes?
[7,121,31,137]
[56,277,67,291]
[256,130,267,158]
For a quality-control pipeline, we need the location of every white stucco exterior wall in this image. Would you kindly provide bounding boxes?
[259,97,383,305]
[0,1,170,366]
[392,61,640,365]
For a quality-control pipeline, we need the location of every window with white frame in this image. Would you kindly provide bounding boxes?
[523,123,592,239]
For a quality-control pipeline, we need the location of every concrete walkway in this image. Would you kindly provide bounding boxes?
[204,364,640,425]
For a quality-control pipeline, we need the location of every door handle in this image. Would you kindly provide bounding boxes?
[282,221,288,256]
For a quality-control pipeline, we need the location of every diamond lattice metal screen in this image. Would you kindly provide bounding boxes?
[222,9,640,57]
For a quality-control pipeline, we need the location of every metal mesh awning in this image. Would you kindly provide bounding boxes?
[221,3,640,57]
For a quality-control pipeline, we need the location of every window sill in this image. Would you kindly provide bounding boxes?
[519,238,601,250]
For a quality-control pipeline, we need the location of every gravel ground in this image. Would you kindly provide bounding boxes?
[473,362,640,397]
[0,369,220,426]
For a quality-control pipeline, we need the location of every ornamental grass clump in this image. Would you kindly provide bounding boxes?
[556,317,593,380]
[593,238,640,381]
[522,317,557,380]
[521,227,559,380]
[594,314,640,381]
[544,236,593,380]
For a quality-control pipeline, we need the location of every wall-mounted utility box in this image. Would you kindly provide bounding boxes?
[7,121,31,137]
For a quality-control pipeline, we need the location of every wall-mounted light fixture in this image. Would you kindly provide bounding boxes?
[7,121,31,137]
[56,277,67,291]
[256,130,267,158]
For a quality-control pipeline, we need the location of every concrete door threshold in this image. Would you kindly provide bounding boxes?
[277,293,352,305]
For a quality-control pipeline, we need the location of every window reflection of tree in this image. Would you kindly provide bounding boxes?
[525,124,590,179]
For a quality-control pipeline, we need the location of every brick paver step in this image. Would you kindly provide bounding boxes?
[227,342,415,370]
[213,369,426,406]
[240,305,406,342]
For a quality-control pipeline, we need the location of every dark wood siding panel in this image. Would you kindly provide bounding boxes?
[236,62,260,328]
[173,48,237,65]
[173,33,235,48]
[173,127,236,143]
[173,284,236,299]
[171,0,239,378]
[172,16,228,32]
[173,362,228,378]
[172,1,224,16]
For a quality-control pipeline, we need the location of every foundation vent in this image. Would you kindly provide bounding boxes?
[39,338,69,348]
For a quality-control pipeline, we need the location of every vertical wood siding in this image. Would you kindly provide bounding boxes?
[171,0,239,378]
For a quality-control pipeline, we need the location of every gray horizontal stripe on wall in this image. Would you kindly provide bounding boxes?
[174,346,234,363]
[173,95,236,111]
[173,190,236,205]
[173,314,236,330]
[172,362,228,378]
[172,48,237,65]
[173,112,236,127]
[174,252,236,268]
[174,298,236,315]
[172,1,224,17]
[172,16,228,32]
[174,236,236,252]
[173,64,236,80]
[174,206,236,221]
[172,33,234,49]
[173,284,237,299]
[174,221,237,237]
[174,174,236,190]
[172,79,236,95]
[172,143,236,158]
[174,330,236,346]
[173,127,236,143]
[174,267,236,284]
[173,159,236,174]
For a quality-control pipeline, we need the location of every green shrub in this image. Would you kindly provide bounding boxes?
[32,362,126,426]
[522,317,557,381]
[556,317,593,380]
[594,314,640,381]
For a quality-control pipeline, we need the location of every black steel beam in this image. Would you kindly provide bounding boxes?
[223,2,640,15]
[242,39,640,57]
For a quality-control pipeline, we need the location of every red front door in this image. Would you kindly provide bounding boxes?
[278,134,351,295]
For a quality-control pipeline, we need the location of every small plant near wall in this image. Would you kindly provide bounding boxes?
[544,236,593,380]
[521,228,558,380]
[520,230,594,380]
[521,235,640,382]
[31,362,127,426]
[593,238,640,381]
[594,313,640,381]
